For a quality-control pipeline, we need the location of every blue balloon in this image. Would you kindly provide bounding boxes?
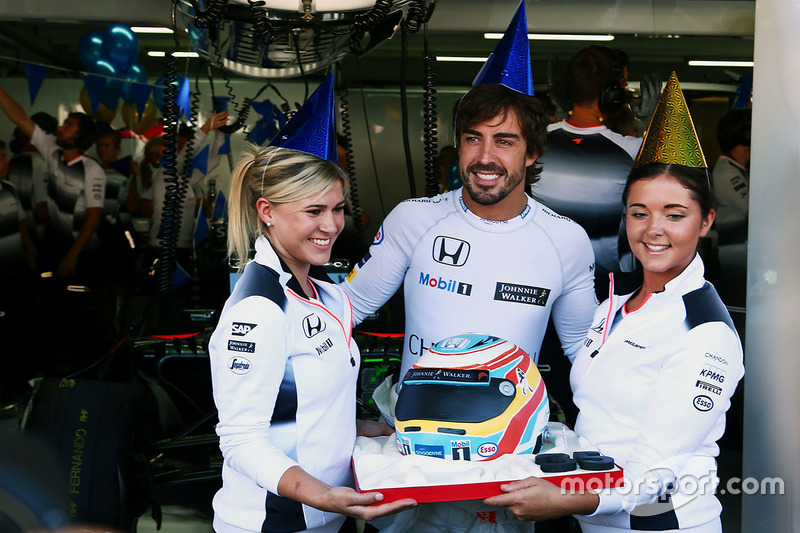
[121,62,148,103]
[102,25,139,74]
[84,58,120,110]
[78,31,104,67]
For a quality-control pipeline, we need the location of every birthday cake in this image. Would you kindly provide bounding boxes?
[353,334,621,503]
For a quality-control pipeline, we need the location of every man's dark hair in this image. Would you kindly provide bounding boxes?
[31,112,58,136]
[716,108,751,154]
[455,84,548,184]
[566,46,627,107]
[96,128,122,149]
[67,112,98,152]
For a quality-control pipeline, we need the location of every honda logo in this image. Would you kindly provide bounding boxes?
[302,314,327,338]
[432,236,470,266]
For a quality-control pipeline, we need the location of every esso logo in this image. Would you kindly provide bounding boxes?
[693,395,714,412]
[477,442,498,458]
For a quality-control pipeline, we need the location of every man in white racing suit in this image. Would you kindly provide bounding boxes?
[343,83,597,532]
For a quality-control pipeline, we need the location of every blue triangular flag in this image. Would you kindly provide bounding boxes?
[171,262,192,291]
[194,206,210,247]
[189,144,210,175]
[472,0,533,95]
[733,71,753,109]
[212,190,227,221]
[269,72,337,162]
[83,74,107,115]
[218,134,231,155]
[24,63,48,106]
[133,82,153,117]
[177,76,191,122]
[109,155,133,178]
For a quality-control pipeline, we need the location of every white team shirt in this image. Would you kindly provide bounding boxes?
[571,255,744,532]
[343,188,597,380]
[30,125,106,242]
[209,237,360,533]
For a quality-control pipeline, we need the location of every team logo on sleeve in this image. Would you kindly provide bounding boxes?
[373,224,384,245]
[302,314,327,338]
[231,322,257,336]
[432,236,470,267]
[228,340,255,353]
[228,357,252,375]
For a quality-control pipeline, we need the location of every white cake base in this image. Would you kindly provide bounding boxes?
[353,422,622,503]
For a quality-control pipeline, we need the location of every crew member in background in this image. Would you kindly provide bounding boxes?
[0,86,105,280]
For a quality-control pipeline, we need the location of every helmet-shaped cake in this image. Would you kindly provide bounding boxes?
[394,333,549,461]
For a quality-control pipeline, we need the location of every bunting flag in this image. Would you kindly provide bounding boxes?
[109,155,133,178]
[212,189,227,221]
[133,82,153,117]
[177,76,191,122]
[218,133,231,155]
[194,206,210,247]
[23,63,48,106]
[171,262,192,291]
[83,74,107,115]
[189,144,210,175]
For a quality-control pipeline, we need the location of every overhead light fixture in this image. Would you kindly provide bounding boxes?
[688,60,754,67]
[131,26,174,34]
[484,32,614,41]
[148,51,200,58]
[436,56,488,63]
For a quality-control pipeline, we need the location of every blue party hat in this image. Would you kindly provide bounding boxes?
[269,72,337,163]
[472,0,533,95]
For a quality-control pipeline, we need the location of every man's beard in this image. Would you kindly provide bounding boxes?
[461,163,525,206]
[56,136,75,150]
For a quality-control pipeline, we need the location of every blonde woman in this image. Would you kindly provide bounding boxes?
[208,145,415,533]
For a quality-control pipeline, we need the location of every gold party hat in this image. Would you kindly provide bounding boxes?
[633,71,707,168]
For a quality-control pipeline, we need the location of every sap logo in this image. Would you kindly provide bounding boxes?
[693,395,714,412]
[432,236,470,267]
[477,442,498,458]
[231,322,256,336]
[699,364,726,383]
[419,272,473,296]
[373,225,384,245]
[356,251,372,269]
[228,357,252,375]
[315,338,334,355]
[302,314,327,338]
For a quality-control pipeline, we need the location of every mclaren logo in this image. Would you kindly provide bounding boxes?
[432,236,470,267]
[302,313,327,338]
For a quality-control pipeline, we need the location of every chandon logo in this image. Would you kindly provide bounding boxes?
[302,314,327,338]
[432,236,470,267]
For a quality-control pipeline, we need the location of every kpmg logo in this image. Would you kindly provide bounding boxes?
[302,314,327,338]
[494,282,550,306]
[432,236,470,267]
[419,272,473,296]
